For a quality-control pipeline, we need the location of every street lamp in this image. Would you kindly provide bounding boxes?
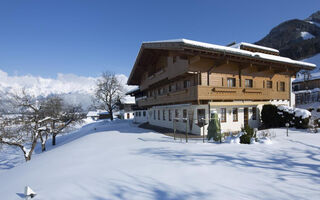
[285,123,290,137]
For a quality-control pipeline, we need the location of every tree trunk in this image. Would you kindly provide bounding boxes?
[25,155,31,162]
[110,110,113,121]
[41,143,46,152]
[52,133,56,146]
[52,122,56,146]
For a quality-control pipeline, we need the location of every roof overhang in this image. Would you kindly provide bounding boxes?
[127,39,317,85]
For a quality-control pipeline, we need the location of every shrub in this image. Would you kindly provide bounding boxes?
[308,108,314,112]
[294,116,310,129]
[261,105,280,128]
[240,125,254,144]
[314,119,320,127]
[261,105,311,129]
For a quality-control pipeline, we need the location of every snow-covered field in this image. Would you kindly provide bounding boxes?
[0,120,320,200]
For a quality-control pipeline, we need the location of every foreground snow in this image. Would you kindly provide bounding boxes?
[0,120,320,200]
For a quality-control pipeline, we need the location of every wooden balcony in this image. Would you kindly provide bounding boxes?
[137,85,289,107]
[137,86,198,107]
[198,86,289,101]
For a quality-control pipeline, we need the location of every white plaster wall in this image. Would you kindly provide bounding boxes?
[148,104,209,135]
[133,110,148,123]
[123,112,134,120]
[210,105,260,133]
[147,104,265,135]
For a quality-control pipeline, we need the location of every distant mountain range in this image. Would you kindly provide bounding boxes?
[0,71,135,111]
[255,10,320,81]
[256,10,320,61]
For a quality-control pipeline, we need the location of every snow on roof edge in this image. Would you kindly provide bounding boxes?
[230,42,279,53]
[142,39,316,68]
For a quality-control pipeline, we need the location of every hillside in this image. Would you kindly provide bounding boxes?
[0,120,319,199]
[255,10,320,60]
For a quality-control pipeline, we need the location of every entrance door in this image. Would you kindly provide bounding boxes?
[244,108,248,126]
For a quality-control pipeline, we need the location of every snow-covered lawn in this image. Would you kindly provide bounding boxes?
[0,120,320,200]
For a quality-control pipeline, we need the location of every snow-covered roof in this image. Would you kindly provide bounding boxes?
[99,111,109,115]
[126,86,139,94]
[294,88,320,94]
[143,39,316,68]
[87,110,109,117]
[87,111,99,117]
[294,72,320,83]
[121,96,135,104]
[230,42,279,54]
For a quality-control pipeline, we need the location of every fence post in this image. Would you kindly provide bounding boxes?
[186,118,188,143]
[173,119,176,140]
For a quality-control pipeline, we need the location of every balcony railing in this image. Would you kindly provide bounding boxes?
[137,85,289,107]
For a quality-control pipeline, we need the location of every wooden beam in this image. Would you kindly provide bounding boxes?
[189,55,201,64]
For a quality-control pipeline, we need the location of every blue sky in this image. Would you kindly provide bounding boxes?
[0,0,319,78]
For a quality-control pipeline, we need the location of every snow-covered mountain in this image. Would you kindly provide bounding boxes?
[0,70,135,110]
[256,10,320,60]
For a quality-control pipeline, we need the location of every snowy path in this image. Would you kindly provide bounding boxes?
[0,120,319,199]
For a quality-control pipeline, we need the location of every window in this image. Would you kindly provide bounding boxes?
[245,79,253,88]
[232,108,238,122]
[252,107,257,120]
[266,81,272,89]
[169,110,172,121]
[143,111,146,117]
[183,80,191,88]
[163,110,165,120]
[153,110,155,120]
[170,84,176,92]
[158,88,164,95]
[175,109,179,120]
[220,108,226,122]
[158,110,160,120]
[279,82,285,91]
[183,109,187,122]
[197,109,205,123]
[227,78,236,87]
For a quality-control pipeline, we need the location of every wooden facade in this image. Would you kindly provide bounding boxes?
[127,39,315,134]
[128,40,314,108]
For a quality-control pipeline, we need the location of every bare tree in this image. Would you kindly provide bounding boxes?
[0,91,45,161]
[35,96,83,150]
[95,72,124,120]
[0,91,84,161]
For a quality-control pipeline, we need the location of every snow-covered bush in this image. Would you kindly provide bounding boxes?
[261,105,311,129]
[261,105,282,128]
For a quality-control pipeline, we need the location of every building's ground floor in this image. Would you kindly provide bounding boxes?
[133,100,290,135]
